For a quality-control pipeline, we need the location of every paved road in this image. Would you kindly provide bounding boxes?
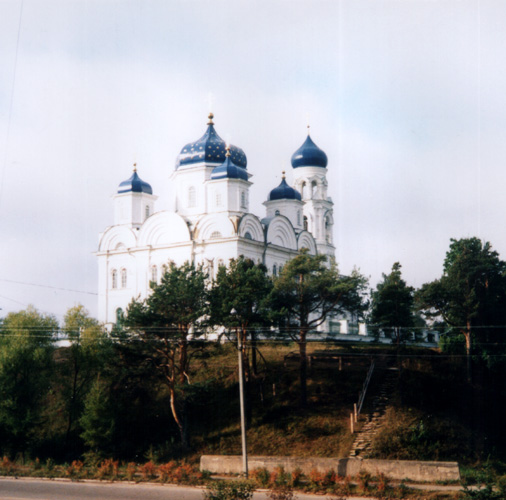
[0,478,381,500]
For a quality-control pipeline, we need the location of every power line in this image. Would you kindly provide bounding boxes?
[0,278,97,296]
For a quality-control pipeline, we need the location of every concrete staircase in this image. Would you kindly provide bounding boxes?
[349,366,398,458]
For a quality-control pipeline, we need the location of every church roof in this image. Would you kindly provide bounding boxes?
[291,134,328,168]
[117,168,153,195]
[268,176,302,201]
[211,156,249,181]
[176,113,247,169]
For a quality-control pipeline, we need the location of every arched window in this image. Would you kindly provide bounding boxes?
[151,265,158,283]
[244,231,252,240]
[111,269,118,289]
[311,180,317,198]
[188,186,196,208]
[273,264,277,276]
[210,231,222,239]
[275,209,280,216]
[301,181,307,199]
[241,191,247,208]
[121,268,127,288]
[303,215,308,231]
[145,205,150,219]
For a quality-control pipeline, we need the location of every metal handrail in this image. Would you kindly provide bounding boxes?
[357,360,375,416]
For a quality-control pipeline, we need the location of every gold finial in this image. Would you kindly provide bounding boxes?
[133,162,137,172]
[282,170,286,179]
[225,144,231,157]
[207,112,214,125]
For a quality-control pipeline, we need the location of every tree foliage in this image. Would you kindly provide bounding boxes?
[271,250,367,406]
[60,305,110,452]
[0,306,57,455]
[209,256,273,375]
[370,262,415,343]
[125,262,209,451]
[416,237,506,379]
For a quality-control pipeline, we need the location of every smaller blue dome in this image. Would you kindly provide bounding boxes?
[211,156,248,181]
[291,135,328,168]
[118,170,153,194]
[269,177,301,201]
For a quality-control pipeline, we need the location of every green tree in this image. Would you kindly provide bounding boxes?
[271,250,367,407]
[60,305,109,452]
[0,306,57,456]
[370,262,415,344]
[125,262,208,451]
[416,237,506,381]
[209,256,273,376]
[79,376,115,458]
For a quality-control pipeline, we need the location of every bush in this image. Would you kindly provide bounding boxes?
[267,484,295,500]
[250,467,270,487]
[204,480,255,500]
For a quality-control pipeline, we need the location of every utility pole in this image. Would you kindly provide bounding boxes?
[231,308,248,477]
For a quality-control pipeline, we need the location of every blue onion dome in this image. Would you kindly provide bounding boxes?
[268,173,302,201]
[118,165,153,194]
[176,113,247,169]
[211,147,248,181]
[291,133,328,168]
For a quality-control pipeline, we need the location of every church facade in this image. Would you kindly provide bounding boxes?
[97,114,335,326]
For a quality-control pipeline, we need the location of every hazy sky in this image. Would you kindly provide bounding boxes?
[1,0,505,321]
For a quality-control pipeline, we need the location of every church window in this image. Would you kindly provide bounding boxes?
[145,205,150,219]
[151,265,157,283]
[111,269,118,289]
[121,268,127,288]
[216,193,222,207]
[188,186,196,208]
[273,264,277,276]
[301,181,307,199]
[275,210,280,216]
[303,216,308,231]
[241,191,247,208]
[297,210,301,226]
[244,232,252,240]
[210,231,222,239]
[311,181,317,198]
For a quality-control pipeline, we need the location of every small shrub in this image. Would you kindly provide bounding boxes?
[33,458,41,471]
[46,458,54,473]
[1,456,14,474]
[140,460,157,480]
[267,484,295,500]
[97,459,119,479]
[66,460,84,479]
[357,470,371,493]
[309,468,324,488]
[290,467,303,487]
[204,480,255,500]
[158,461,176,482]
[126,462,137,481]
[172,463,193,483]
[375,472,389,498]
[251,467,270,487]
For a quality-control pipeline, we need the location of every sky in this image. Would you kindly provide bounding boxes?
[1,0,505,322]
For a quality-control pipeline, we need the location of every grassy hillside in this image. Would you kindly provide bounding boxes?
[180,342,506,469]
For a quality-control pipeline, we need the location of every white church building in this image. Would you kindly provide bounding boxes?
[97,113,335,326]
